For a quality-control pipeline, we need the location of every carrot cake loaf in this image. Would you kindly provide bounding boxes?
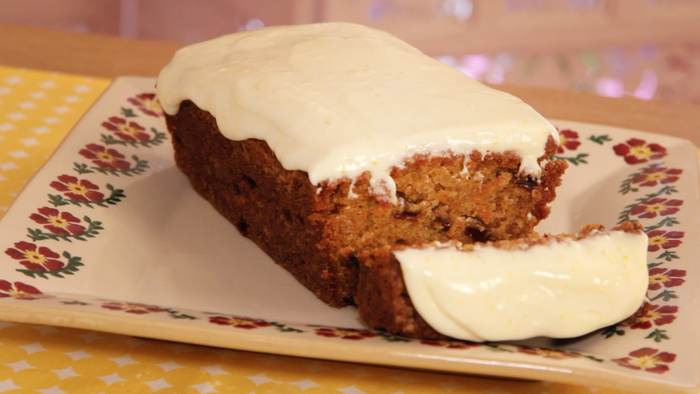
[154,22,647,341]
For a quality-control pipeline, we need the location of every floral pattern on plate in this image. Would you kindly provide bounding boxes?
[0,78,698,394]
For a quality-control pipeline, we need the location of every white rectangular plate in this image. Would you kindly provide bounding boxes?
[1,77,699,394]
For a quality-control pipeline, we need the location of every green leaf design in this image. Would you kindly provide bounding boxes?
[483,343,515,352]
[617,185,678,224]
[48,194,69,207]
[588,134,612,145]
[105,184,127,205]
[645,329,670,342]
[121,107,138,118]
[48,184,126,209]
[648,261,664,269]
[656,250,679,261]
[601,325,625,339]
[268,322,304,333]
[161,308,197,320]
[376,332,411,342]
[100,127,167,148]
[549,153,589,166]
[649,289,678,302]
[618,163,664,195]
[16,251,84,279]
[75,155,150,177]
[27,216,103,242]
[61,300,90,306]
[73,162,94,175]
[644,217,680,233]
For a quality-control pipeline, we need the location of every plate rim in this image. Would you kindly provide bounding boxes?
[0,296,693,394]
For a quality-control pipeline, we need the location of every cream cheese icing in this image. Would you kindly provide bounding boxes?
[156,22,559,202]
[395,231,649,342]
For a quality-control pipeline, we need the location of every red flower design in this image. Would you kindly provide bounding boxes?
[128,93,163,117]
[101,117,150,142]
[516,347,580,360]
[420,340,481,349]
[633,167,683,187]
[613,139,668,164]
[101,302,167,315]
[29,207,86,235]
[556,129,581,154]
[79,144,131,170]
[648,267,686,291]
[208,315,272,329]
[646,230,684,252]
[612,347,676,374]
[313,326,378,340]
[4,241,64,271]
[629,304,678,329]
[0,280,50,300]
[630,198,683,219]
[50,175,104,202]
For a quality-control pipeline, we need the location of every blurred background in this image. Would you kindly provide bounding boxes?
[2,0,700,104]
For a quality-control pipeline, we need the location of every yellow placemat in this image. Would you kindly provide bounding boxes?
[0,65,111,218]
[0,66,634,394]
[0,319,630,394]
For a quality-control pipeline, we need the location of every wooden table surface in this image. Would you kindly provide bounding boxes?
[1,22,699,147]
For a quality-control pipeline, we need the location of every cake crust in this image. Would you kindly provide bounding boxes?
[166,100,567,310]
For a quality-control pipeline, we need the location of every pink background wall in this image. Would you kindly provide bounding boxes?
[2,0,699,104]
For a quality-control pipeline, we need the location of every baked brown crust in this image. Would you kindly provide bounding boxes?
[165,100,567,311]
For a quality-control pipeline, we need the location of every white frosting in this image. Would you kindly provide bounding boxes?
[395,231,649,342]
[156,23,558,202]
